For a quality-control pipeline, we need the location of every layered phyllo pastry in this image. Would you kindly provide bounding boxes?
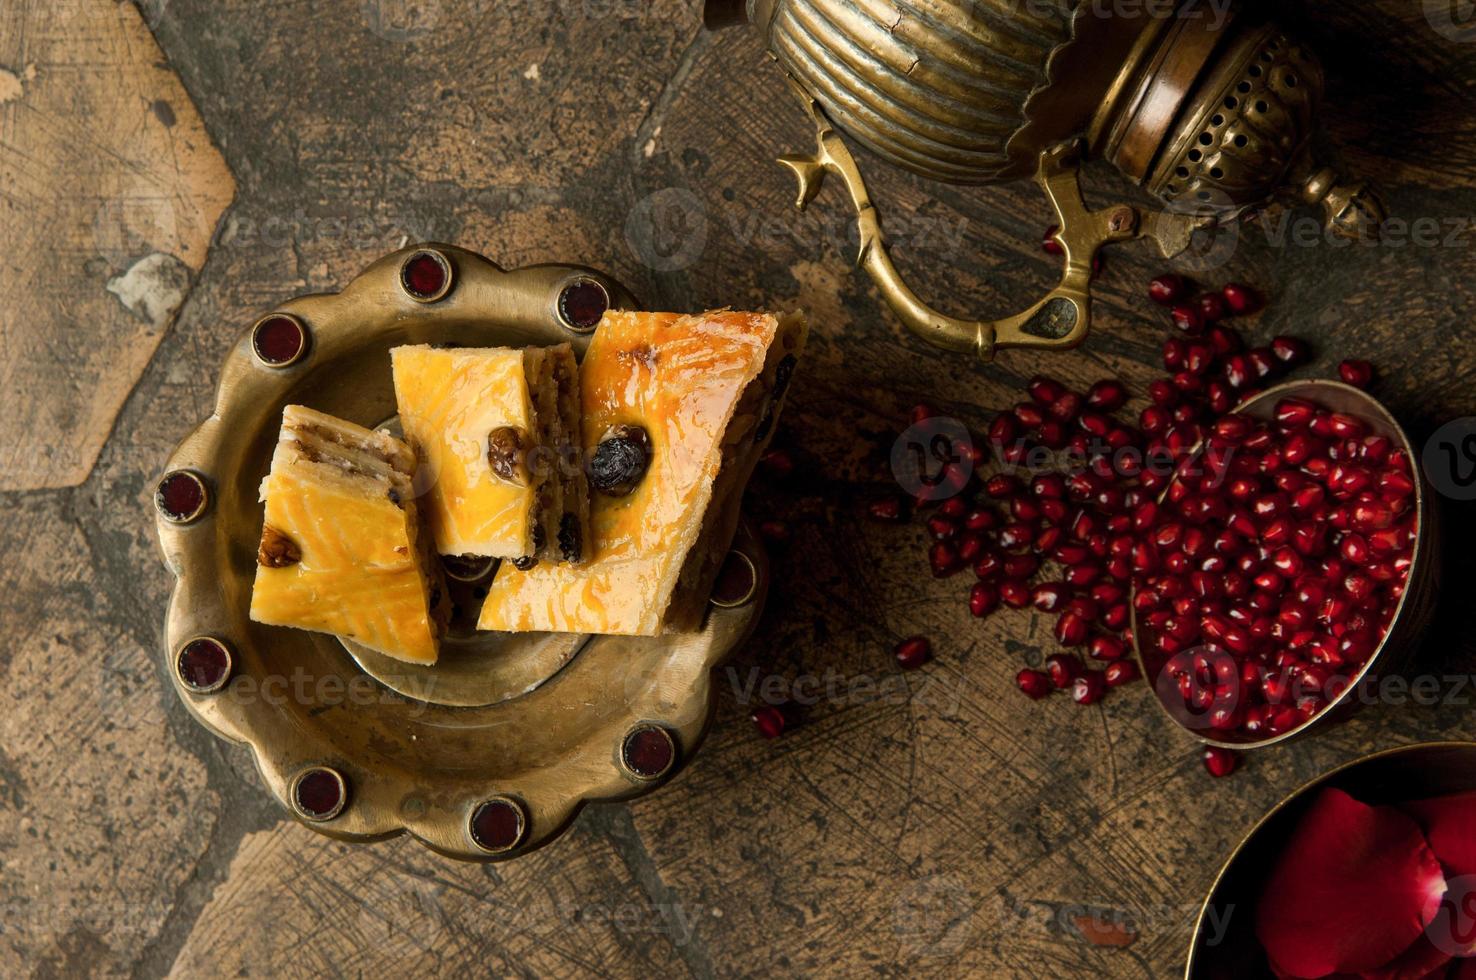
[391,344,588,565]
[478,310,806,636]
[249,405,449,665]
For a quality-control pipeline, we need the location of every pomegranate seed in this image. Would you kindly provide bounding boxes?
[1014,402,1045,429]
[930,542,962,578]
[1054,611,1090,647]
[1045,653,1083,689]
[751,705,787,739]
[759,520,791,544]
[1197,292,1226,324]
[970,582,1000,618]
[986,475,1022,499]
[1171,304,1204,335]
[1104,660,1139,687]
[1072,671,1107,705]
[1000,581,1031,609]
[1149,273,1189,306]
[1221,283,1261,315]
[989,413,1018,448]
[1089,635,1127,662]
[1339,359,1374,389]
[1270,336,1311,366]
[1028,376,1066,404]
[927,515,959,541]
[868,497,905,522]
[909,404,936,425]
[1042,225,1063,256]
[894,636,932,670]
[1086,379,1128,412]
[1003,554,1039,580]
[1203,746,1240,778]
[1017,669,1053,700]
[760,449,794,478]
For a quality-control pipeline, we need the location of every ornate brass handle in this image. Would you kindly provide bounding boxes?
[778,91,1211,361]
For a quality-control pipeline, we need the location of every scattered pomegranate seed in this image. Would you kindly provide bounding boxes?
[1197,292,1226,324]
[1221,283,1261,315]
[1203,746,1241,778]
[1104,660,1139,687]
[1042,225,1063,256]
[868,497,905,522]
[1171,304,1204,335]
[1045,653,1083,690]
[894,636,932,670]
[751,705,786,739]
[880,272,1396,751]
[1149,274,1188,306]
[1270,336,1311,366]
[1073,671,1107,705]
[758,520,791,544]
[760,448,795,477]
[970,582,1000,618]
[1339,359,1375,389]
[1017,669,1052,700]
[909,403,936,425]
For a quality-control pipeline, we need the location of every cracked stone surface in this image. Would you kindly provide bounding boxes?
[7,0,1476,976]
[0,0,234,491]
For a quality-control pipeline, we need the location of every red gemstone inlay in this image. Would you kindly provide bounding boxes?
[177,638,231,692]
[252,315,306,365]
[622,727,675,778]
[709,551,756,606]
[294,769,346,819]
[559,280,608,329]
[470,799,524,852]
[402,252,449,299]
[156,471,206,522]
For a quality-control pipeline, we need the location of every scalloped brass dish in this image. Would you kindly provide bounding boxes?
[152,244,771,859]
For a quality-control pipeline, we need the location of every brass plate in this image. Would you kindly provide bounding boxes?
[154,244,770,859]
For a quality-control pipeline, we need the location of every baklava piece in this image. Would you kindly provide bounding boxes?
[391,344,578,564]
[478,310,807,636]
[249,405,449,665]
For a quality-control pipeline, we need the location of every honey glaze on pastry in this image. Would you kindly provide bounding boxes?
[477,310,807,637]
[393,344,570,562]
[248,405,450,665]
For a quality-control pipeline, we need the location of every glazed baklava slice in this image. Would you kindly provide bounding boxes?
[478,309,807,636]
[392,344,576,564]
[249,405,449,665]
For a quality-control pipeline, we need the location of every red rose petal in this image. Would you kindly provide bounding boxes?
[1256,788,1446,978]
[1403,792,1476,878]
[1358,933,1451,980]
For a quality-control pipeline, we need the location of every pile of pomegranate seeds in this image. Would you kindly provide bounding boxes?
[876,268,1414,776]
[1138,393,1417,743]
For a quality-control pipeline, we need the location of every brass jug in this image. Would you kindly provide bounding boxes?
[705,0,1382,360]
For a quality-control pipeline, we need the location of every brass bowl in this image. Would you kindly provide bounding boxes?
[1132,379,1441,750]
[1185,741,1476,979]
[152,244,771,860]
